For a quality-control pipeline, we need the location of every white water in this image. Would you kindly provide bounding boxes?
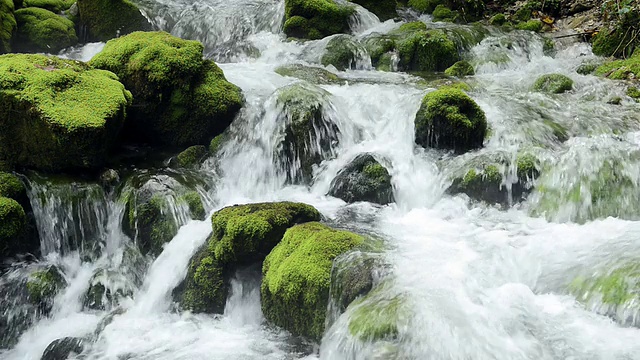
[4,0,640,359]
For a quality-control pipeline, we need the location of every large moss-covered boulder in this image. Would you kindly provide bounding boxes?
[321,34,366,71]
[177,202,321,314]
[0,0,16,53]
[0,54,131,172]
[77,0,151,41]
[175,145,208,168]
[275,83,340,184]
[397,28,459,72]
[14,8,77,53]
[89,31,244,147]
[350,0,396,20]
[448,154,539,205]
[328,154,394,205]
[262,222,364,340]
[283,0,355,40]
[362,33,396,70]
[532,73,573,94]
[414,87,487,153]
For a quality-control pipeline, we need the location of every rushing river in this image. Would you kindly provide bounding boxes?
[3,0,640,359]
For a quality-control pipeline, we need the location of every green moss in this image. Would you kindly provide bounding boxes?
[444,60,474,77]
[515,19,543,32]
[181,191,206,220]
[14,7,77,53]
[262,222,364,340]
[328,154,393,204]
[209,134,225,154]
[283,0,355,39]
[178,247,227,313]
[592,28,636,58]
[0,172,25,201]
[349,0,396,20]
[414,87,486,153]
[398,29,459,72]
[627,87,640,100]
[321,35,364,71]
[532,73,573,94]
[576,63,598,75]
[0,197,26,258]
[594,53,640,80]
[362,34,396,68]
[0,0,16,53]
[210,202,321,265]
[347,286,405,341]
[432,4,456,22]
[407,0,440,13]
[513,7,532,22]
[90,31,244,147]
[77,0,150,41]
[395,21,427,33]
[489,13,507,26]
[26,266,65,306]
[0,54,131,172]
[23,0,74,12]
[127,194,177,256]
[176,145,207,168]
[275,64,343,85]
[570,263,640,312]
[516,153,539,179]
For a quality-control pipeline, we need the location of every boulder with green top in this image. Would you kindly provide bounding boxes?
[14,7,77,53]
[0,197,28,259]
[532,73,573,94]
[283,0,354,40]
[328,154,394,205]
[349,0,396,20]
[77,0,151,41]
[594,52,640,80]
[0,54,131,172]
[275,83,340,184]
[407,0,483,20]
[489,13,507,26]
[321,34,366,71]
[395,26,459,72]
[26,266,66,313]
[414,87,487,153]
[23,0,75,12]
[362,33,396,70]
[275,64,344,85]
[0,0,16,53]
[176,202,321,313]
[0,172,29,209]
[262,222,364,340]
[89,31,244,147]
[175,145,208,168]
[444,60,474,77]
[515,19,543,32]
[432,4,457,22]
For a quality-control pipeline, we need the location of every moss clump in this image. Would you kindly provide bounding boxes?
[532,73,573,94]
[432,5,457,22]
[349,0,396,20]
[328,153,394,205]
[594,53,640,80]
[262,222,364,340]
[0,172,27,207]
[23,0,75,12]
[209,134,225,155]
[397,29,459,72]
[126,194,177,256]
[444,60,474,77]
[321,35,364,71]
[515,19,543,32]
[362,34,396,69]
[77,0,151,41]
[414,87,486,153]
[395,21,427,33]
[283,0,355,40]
[407,0,440,13]
[0,54,131,172]
[0,0,16,53]
[14,7,77,53]
[627,87,640,100]
[576,63,598,75]
[592,28,636,58]
[26,266,65,308]
[0,197,26,258]
[275,64,343,85]
[489,13,507,26]
[348,289,405,341]
[180,191,206,220]
[176,145,208,168]
[90,31,244,147]
[178,202,321,313]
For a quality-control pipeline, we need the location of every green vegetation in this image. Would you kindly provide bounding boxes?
[262,222,364,340]
[0,0,16,53]
[515,19,543,32]
[328,153,394,204]
[0,54,131,171]
[26,266,65,306]
[489,13,507,26]
[77,0,151,41]
[176,145,208,168]
[594,52,640,80]
[0,197,26,258]
[181,191,206,220]
[348,286,405,341]
[283,0,355,39]
[349,0,396,20]
[432,5,457,22]
[397,28,459,72]
[532,73,573,94]
[23,0,75,12]
[444,60,474,77]
[321,35,364,71]
[14,7,77,53]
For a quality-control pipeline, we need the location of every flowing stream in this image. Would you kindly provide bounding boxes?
[3,0,640,358]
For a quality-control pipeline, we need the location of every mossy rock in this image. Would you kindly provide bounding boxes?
[592,27,636,58]
[594,53,640,80]
[83,269,134,310]
[444,60,474,77]
[0,0,16,53]
[90,31,244,147]
[330,251,389,314]
[283,0,355,40]
[432,5,457,22]
[23,0,74,12]
[26,266,66,312]
[275,64,344,85]
[407,0,440,13]
[180,191,206,220]
[532,73,573,94]
[576,62,598,75]
[0,197,27,259]
[0,54,132,172]
[515,19,543,32]
[321,34,365,71]
[14,7,77,53]
[275,83,339,184]
[414,87,487,153]
[176,145,208,168]
[262,222,364,340]
[0,172,29,209]
[569,262,640,327]
[328,153,394,205]
[349,0,396,20]
[396,28,460,72]
[362,33,396,69]
[448,154,540,205]
[347,286,406,342]
[489,13,507,26]
[627,87,640,101]
[177,202,321,313]
[77,0,151,41]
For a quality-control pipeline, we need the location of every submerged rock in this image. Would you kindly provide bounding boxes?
[77,0,151,41]
[414,87,487,153]
[0,54,131,172]
[0,0,16,53]
[321,34,366,71]
[261,222,364,340]
[444,60,474,77]
[275,83,340,184]
[347,284,407,342]
[533,74,573,94]
[177,202,321,313]
[90,31,244,147]
[328,154,394,205]
[14,7,78,53]
[283,0,354,40]
[275,64,344,85]
[41,337,84,360]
